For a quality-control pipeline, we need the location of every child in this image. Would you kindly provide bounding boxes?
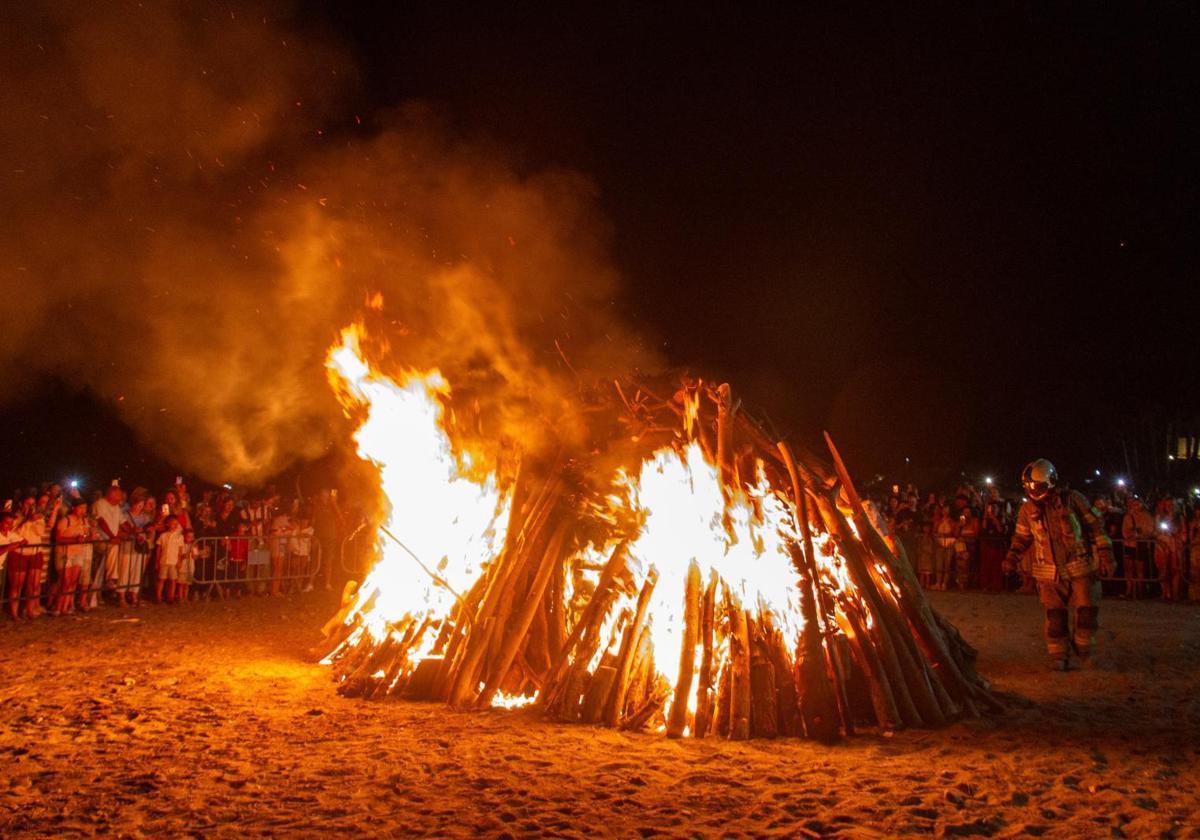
[230,523,252,597]
[916,520,935,590]
[268,509,292,596]
[155,516,184,604]
[177,529,197,603]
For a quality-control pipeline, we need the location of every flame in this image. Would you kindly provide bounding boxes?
[325,325,510,656]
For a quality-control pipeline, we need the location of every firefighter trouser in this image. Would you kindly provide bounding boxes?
[1036,575,1101,659]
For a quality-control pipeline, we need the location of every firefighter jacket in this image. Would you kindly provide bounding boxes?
[1005,490,1112,582]
[1121,507,1155,548]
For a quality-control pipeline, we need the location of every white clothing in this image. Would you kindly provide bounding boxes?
[93,498,125,540]
[157,530,185,567]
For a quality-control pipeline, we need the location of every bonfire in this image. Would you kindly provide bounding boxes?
[318,325,1000,741]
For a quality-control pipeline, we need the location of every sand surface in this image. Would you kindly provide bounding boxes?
[1,591,1198,838]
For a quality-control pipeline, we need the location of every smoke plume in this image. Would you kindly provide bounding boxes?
[0,2,651,483]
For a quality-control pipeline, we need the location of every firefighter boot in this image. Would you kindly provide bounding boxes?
[1074,606,1099,670]
[1045,608,1070,671]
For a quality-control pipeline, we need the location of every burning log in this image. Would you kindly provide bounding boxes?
[602,568,658,728]
[540,541,629,717]
[727,601,753,741]
[476,520,570,708]
[691,569,718,738]
[749,633,779,739]
[665,560,702,739]
[581,661,617,724]
[823,432,999,716]
[778,442,842,743]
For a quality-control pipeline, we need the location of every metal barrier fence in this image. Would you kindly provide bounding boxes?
[903,533,1200,599]
[0,535,322,616]
[5,527,1197,617]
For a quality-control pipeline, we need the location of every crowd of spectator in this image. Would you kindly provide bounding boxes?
[0,478,348,621]
[5,470,1199,623]
[871,480,1200,602]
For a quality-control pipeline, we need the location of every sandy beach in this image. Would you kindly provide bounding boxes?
[2,591,1197,838]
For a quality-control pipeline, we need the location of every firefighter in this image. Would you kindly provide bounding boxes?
[1003,459,1113,671]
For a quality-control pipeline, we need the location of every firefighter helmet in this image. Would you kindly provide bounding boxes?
[1021,459,1057,501]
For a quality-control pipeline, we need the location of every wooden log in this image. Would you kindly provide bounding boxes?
[525,591,552,678]
[546,543,567,667]
[816,495,923,728]
[446,474,562,708]
[581,663,617,724]
[431,573,490,700]
[778,442,843,743]
[406,655,443,700]
[482,481,562,672]
[759,611,802,737]
[476,521,569,709]
[666,560,702,739]
[822,432,1000,714]
[556,666,588,722]
[621,680,672,732]
[749,648,779,739]
[836,596,900,729]
[625,625,655,717]
[715,383,735,494]
[602,568,658,728]
[692,570,719,739]
[539,541,629,705]
[714,661,732,738]
[433,460,534,695]
[748,619,779,738]
[727,603,752,741]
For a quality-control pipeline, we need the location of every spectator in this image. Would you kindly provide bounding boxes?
[2,509,28,620]
[155,515,184,604]
[933,504,956,591]
[53,497,93,615]
[916,519,935,589]
[1121,498,1155,598]
[978,503,1007,592]
[313,489,343,592]
[16,497,50,618]
[1188,507,1200,602]
[290,516,315,592]
[268,506,293,596]
[954,507,980,590]
[125,494,155,607]
[92,482,130,606]
[231,523,255,596]
[162,488,191,531]
[1153,499,1183,602]
[178,529,196,603]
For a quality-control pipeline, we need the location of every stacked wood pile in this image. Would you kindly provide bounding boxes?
[320,377,1001,741]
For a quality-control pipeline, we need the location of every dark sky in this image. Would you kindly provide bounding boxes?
[5,3,1199,494]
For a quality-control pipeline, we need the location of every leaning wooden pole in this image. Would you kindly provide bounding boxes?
[666,560,702,738]
[691,570,719,738]
[778,442,842,743]
[602,568,659,727]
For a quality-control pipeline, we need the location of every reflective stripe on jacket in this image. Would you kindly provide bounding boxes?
[1006,490,1112,582]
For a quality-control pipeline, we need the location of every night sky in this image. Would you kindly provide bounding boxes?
[4,3,1198,494]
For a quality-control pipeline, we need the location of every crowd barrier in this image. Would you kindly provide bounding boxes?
[6,527,1198,617]
[0,535,323,615]
[903,533,1200,600]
